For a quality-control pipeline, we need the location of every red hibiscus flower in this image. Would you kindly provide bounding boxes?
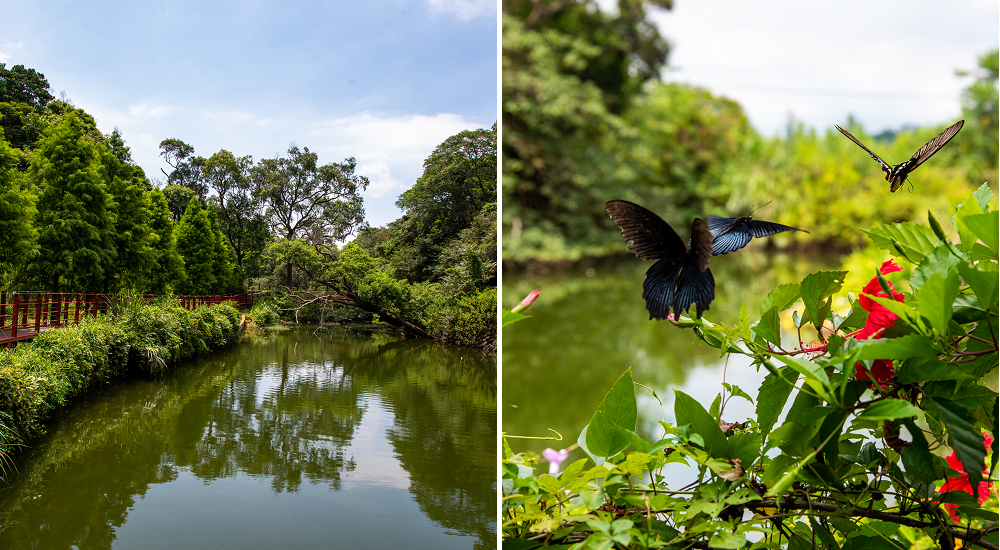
[938,432,996,523]
[852,259,904,383]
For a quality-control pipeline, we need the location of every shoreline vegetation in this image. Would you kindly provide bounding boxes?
[0,298,245,474]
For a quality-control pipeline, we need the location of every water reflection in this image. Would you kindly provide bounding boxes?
[502,252,842,455]
[0,327,496,549]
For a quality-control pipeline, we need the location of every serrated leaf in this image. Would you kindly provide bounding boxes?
[674,390,730,458]
[972,182,993,212]
[760,283,801,314]
[958,262,999,311]
[753,307,782,346]
[863,223,940,262]
[502,309,530,327]
[955,194,987,253]
[585,368,637,459]
[723,382,754,404]
[931,396,988,496]
[915,271,961,335]
[911,245,960,290]
[756,367,797,436]
[854,334,938,361]
[801,271,847,333]
[962,211,999,255]
[857,399,920,421]
[897,356,977,383]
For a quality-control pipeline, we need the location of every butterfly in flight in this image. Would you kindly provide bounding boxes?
[605,200,714,320]
[705,206,806,256]
[835,119,963,192]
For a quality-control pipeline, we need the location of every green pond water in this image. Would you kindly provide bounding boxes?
[0,327,496,549]
[502,251,844,462]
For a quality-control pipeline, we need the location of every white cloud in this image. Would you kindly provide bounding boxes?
[358,159,405,199]
[128,102,179,119]
[0,40,22,61]
[427,0,496,20]
[310,110,481,166]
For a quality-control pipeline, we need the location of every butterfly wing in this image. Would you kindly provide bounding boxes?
[642,257,684,320]
[678,218,716,318]
[836,125,891,171]
[902,119,964,172]
[605,200,686,260]
[707,215,753,255]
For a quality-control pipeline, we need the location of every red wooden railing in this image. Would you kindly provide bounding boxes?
[0,292,267,346]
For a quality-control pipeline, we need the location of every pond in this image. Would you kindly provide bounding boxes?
[0,326,496,550]
[501,250,845,460]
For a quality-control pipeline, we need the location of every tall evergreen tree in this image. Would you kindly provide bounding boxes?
[146,188,185,293]
[101,134,154,291]
[30,112,115,292]
[175,197,216,294]
[206,206,239,293]
[0,131,37,280]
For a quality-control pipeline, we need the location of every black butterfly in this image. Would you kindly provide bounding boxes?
[836,119,963,192]
[706,212,806,256]
[605,200,715,320]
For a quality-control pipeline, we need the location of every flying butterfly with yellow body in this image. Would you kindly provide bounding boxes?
[835,119,964,192]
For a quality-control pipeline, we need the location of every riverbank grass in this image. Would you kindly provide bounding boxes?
[0,297,242,472]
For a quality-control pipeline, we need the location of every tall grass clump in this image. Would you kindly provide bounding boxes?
[0,299,242,474]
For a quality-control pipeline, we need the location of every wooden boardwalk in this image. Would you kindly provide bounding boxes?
[0,292,266,347]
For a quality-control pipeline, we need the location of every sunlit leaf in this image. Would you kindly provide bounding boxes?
[854,334,939,361]
[857,399,920,421]
[585,368,637,459]
[958,262,999,312]
[863,223,940,262]
[800,271,846,332]
[760,283,801,314]
[961,211,999,255]
[915,271,961,335]
[674,390,729,458]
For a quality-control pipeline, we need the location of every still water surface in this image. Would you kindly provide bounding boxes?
[0,327,496,549]
[502,251,842,458]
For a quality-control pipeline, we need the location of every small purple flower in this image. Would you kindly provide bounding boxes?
[542,447,570,475]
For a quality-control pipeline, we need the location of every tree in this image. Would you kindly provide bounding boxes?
[0,131,37,279]
[959,49,999,171]
[162,184,196,222]
[29,112,115,292]
[0,101,45,152]
[0,63,55,111]
[159,138,207,198]
[204,149,269,280]
[145,188,185,293]
[174,197,217,295]
[384,125,497,282]
[206,206,240,293]
[256,145,368,287]
[101,138,154,292]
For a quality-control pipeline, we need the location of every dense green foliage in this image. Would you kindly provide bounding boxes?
[503,186,998,548]
[0,300,242,471]
[276,126,499,350]
[502,0,999,262]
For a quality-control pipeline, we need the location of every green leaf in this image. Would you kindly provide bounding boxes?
[897,356,977,384]
[752,307,782,346]
[854,334,939,361]
[961,211,999,255]
[915,271,961,335]
[771,354,829,387]
[760,283,802,314]
[723,382,754,404]
[708,532,747,549]
[857,399,920,421]
[800,271,847,332]
[674,390,729,458]
[585,368,638,459]
[910,245,960,290]
[502,309,530,327]
[899,418,937,483]
[756,367,797,436]
[958,262,999,312]
[728,432,762,470]
[863,223,940,262]
[972,182,994,212]
[930,396,988,496]
[955,193,987,253]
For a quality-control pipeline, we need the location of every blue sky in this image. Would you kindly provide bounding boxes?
[644,0,998,136]
[0,0,498,227]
